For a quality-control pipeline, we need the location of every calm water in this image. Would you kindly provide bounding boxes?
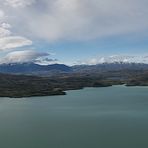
[0,85,148,148]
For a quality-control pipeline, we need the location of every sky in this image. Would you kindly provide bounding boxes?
[0,0,148,65]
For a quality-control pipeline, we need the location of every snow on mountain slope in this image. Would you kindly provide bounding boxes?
[79,55,148,65]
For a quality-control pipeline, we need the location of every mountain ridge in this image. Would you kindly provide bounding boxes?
[0,62,72,75]
[1,58,148,75]
[79,55,148,65]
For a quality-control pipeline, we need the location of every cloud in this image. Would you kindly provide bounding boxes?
[0,36,32,50]
[0,9,5,19]
[76,58,99,65]
[0,5,33,52]
[0,8,33,51]
[0,0,148,65]
[0,50,50,64]
[0,23,33,51]
[35,58,58,65]
[0,27,11,37]
[1,23,11,29]
[4,0,36,8]
[2,0,148,42]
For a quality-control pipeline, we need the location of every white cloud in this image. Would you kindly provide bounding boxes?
[0,36,32,50]
[77,58,98,65]
[0,8,33,51]
[0,0,148,66]
[35,58,58,65]
[5,0,36,8]
[1,23,11,29]
[0,22,33,51]
[0,50,49,64]
[3,0,148,42]
[0,27,11,37]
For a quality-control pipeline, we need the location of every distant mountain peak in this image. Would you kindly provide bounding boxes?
[79,55,148,65]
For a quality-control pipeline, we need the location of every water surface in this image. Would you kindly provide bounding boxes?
[0,85,148,148]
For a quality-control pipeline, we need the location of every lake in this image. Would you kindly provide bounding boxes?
[0,85,148,148]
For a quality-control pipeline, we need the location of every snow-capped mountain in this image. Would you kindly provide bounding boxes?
[79,55,148,65]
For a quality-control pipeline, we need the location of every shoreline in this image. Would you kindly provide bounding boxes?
[1,84,148,98]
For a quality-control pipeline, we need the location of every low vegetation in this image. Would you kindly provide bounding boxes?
[0,69,148,98]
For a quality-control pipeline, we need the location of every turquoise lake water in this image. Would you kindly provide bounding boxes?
[0,85,148,148]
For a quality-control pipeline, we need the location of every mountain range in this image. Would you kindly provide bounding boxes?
[1,55,148,75]
[81,55,148,65]
[0,63,72,75]
[1,55,148,97]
